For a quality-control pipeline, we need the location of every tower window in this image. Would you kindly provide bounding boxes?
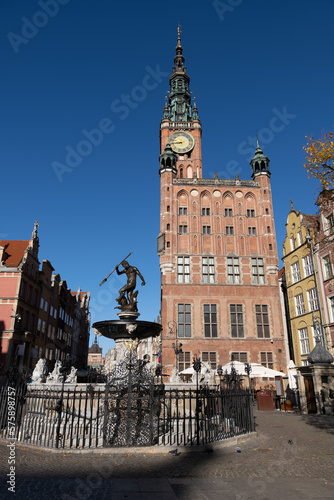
[178,351,191,372]
[179,207,187,215]
[265,208,269,214]
[231,352,248,363]
[267,226,271,233]
[203,226,211,234]
[227,257,240,284]
[202,208,210,216]
[202,257,215,283]
[260,351,273,369]
[167,223,170,230]
[230,304,244,338]
[251,258,264,284]
[179,225,188,234]
[204,304,217,338]
[256,305,270,338]
[177,256,190,283]
[247,209,255,218]
[269,244,272,250]
[226,226,234,235]
[225,208,233,217]
[202,351,217,369]
[178,304,191,337]
[248,227,256,236]
[167,205,170,212]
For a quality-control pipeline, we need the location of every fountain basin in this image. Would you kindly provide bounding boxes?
[92,319,162,341]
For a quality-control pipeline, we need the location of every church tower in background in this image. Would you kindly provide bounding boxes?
[157,29,288,378]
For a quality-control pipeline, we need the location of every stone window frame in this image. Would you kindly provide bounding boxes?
[298,327,310,355]
[203,304,218,338]
[256,304,270,338]
[307,288,319,312]
[177,303,191,338]
[227,257,240,284]
[291,261,301,283]
[177,256,190,283]
[230,304,244,338]
[201,351,217,369]
[251,257,265,284]
[295,293,306,316]
[202,256,215,284]
[303,254,313,278]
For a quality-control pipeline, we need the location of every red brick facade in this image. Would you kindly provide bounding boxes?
[158,35,287,380]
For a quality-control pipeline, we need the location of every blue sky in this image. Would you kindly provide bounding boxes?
[1,0,334,355]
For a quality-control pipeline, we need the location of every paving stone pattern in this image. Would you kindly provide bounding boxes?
[1,410,334,499]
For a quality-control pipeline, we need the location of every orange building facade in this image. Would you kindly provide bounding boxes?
[157,31,288,379]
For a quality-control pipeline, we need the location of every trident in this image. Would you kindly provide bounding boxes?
[99,252,132,286]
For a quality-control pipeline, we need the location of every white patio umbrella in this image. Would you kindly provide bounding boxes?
[287,360,298,389]
[249,363,286,378]
[220,361,248,375]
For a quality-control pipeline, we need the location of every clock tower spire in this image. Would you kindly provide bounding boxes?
[160,28,202,180]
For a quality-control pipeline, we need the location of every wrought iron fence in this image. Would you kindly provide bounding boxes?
[0,382,254,449]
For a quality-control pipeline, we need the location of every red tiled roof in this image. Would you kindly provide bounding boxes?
[70,291,89,299]
[0,240,29,267]
[302,213,320,232]
[278,267,284,279]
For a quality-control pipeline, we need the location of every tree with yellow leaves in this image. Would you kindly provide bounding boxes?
[303,131,334,188]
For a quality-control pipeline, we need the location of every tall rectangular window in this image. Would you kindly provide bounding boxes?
[303,255,313,277]
[178,351,191,372]
[248,227,256,236]
[179,207,187,215]
[297,231,303,246]
[202,208,210,216]
[226,226,234,235]
[178,225,188,234]
[256,305,270,338]
[307,288,319,312]
[299,328,310,355]
[202,257,215,283]
[330,296,334,322]
[260,352,273,369]
[295,293,306,316]
[204,304,217,337]
[178,304,191,338]
[231,352,248,363]
[177,256,190,283]
[225,208,233,217]
[291,261,301,283]
[230,304,244,338]
[203,226,211,234]
[247,209,255,217]
[326,214,334,234]
[252,258,264,284]
[202,352,217,369]
[323,255,333,280]
[290,237,295,251]
[227,257,240,284]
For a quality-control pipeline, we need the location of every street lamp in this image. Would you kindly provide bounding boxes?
[168,321,182,372]
[192,355,202,446]
[244,362,252,394]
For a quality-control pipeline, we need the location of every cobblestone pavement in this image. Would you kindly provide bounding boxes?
[1,410,334,499]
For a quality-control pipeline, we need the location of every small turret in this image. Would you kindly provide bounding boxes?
[250,140,271,179]
[159,142,177,175]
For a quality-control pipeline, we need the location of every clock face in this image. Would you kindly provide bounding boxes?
[169,131,195,154]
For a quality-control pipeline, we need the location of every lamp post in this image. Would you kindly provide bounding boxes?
[192,355,202,446]
[168,321,183,372]
[244,362,252,388]
[305,231,327,349]
[216,365,223,389]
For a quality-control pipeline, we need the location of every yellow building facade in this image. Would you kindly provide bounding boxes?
[282,207,323,367]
